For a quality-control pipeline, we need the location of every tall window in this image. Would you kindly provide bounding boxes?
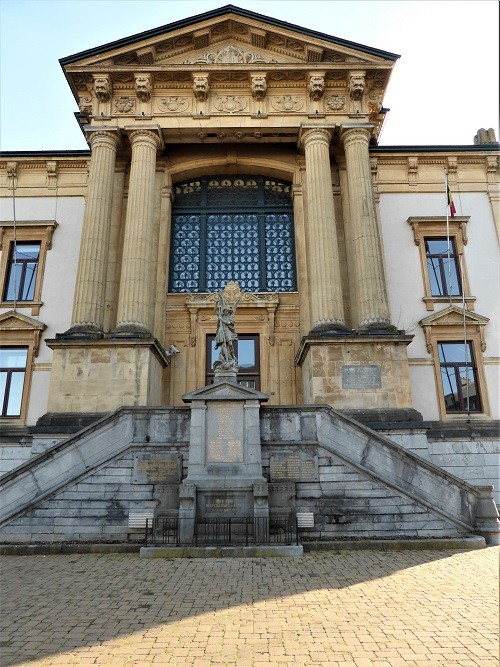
[3,242,41,301]
[206,334,260,389]
[438,342,481,412]
[0,347,28,417]
[425,238,461,296]
[169,176,296,293]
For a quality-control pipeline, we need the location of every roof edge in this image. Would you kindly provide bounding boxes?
[371,144,500,153]
[59,4,400,66]
[0,151,91,158]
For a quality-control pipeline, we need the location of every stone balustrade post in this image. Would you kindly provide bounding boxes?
[68,130,120,336]
[300,127,346,332]
[341,125,391,329]
[114,129,161,336]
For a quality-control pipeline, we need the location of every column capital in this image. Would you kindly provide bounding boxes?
[84,127,122,150]
[298,124,334,149]
[125,124,164,151]
[340,123,375,146]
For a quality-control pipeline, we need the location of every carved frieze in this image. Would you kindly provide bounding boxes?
[157,96,190,112]
[325,95,345,110]
[93,75,112,102]
[185,44,276,64]
[115,97,135,113]
[214,96,248,113]
[193,75,209,101]
[135,74,152,102]
[270,96,304,112]
[250,74,267,100]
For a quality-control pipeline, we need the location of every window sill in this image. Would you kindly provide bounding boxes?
[0,301,43,316]
[422,296,475,312]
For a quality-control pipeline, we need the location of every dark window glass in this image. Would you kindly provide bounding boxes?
[425,238,461,296]
[169,176,296,293]
[438,342,481,412]
[0,347,28,417]
[206,334,260,389]
[3,242,41,301]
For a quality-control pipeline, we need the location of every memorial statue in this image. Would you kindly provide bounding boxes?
[214,288,242,371]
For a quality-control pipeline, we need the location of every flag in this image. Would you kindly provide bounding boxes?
[447,184,456,217]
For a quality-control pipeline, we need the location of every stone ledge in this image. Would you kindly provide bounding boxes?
[302,536,486,551]
[140,545,304,558]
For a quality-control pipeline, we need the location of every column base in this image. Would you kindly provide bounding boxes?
[309,322,352,336]
[45,336,171,413]
[56,325,104,340]
[295,332,414,411]
[110,324,152,339]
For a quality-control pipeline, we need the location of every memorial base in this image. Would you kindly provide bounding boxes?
[295,334,414,411]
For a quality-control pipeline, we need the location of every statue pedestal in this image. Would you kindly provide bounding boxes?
[180,382,269,544]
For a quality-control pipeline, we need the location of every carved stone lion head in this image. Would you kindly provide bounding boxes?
[349,75,365,101]
[94,77,111,102]
[193,76,209,102]
[308,75,325,101]
[251,75,267,101]
[135,75,152,102]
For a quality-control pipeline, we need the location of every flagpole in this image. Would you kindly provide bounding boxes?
[445,170,452,304]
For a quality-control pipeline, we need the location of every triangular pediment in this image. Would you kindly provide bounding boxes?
[420,306,489,327]
[182,381,268,403]
[0,310,46,332]
[61,5,398,70]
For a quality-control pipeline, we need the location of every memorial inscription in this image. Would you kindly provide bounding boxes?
[269,452,318,482]
[206,402,244,463]
[133,452,182,484]
[342,364,381,389]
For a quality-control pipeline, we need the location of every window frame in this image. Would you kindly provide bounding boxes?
[407,216,474,311]
[0,221,57,315]
[206,333,260,389]
[437,341,481,413]
[168,176,297,294]
[0,347,29,418]
[420,306,490,419]
[0,311,46,424]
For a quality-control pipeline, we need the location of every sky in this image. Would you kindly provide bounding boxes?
[0,0,498,151]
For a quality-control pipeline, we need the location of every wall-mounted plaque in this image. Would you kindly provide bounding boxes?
[342,364,381,389]
[132,451,182,484]
[269,451,318,482]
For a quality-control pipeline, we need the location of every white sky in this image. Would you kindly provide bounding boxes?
[1,0,498,150]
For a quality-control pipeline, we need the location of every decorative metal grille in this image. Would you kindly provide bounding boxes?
[169,176,296,292]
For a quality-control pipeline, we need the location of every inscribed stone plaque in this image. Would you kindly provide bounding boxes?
[197,491,252,517]
[342,364,381,389]
[206,402,244,464]
[153,484,180,514]
[133,451,182,484]
[269,482,296,509]
[269,451,318,482]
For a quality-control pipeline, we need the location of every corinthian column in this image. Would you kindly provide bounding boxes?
[301,127,346,332]
[114,129,160,336]
[68,130,119,336]
[341,125,390,329]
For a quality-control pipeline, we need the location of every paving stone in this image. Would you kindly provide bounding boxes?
[0,548,497,666]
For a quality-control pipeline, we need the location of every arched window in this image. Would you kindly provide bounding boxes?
[169,176,297,293]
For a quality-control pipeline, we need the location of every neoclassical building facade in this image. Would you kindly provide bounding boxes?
[0,5,499,515]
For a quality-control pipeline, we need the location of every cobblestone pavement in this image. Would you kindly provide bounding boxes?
[0,548,498,667]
